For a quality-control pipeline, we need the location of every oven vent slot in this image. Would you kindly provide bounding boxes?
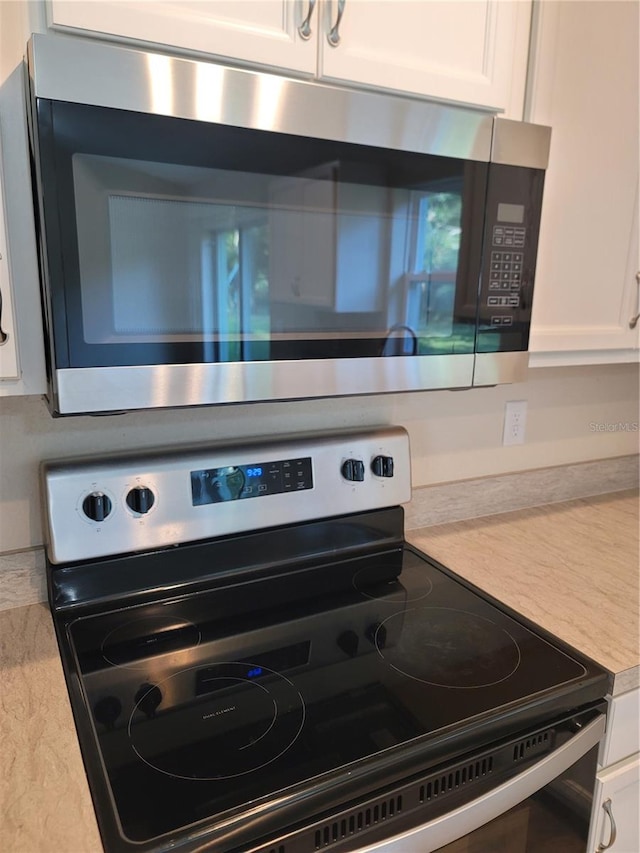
[513,729,551,762]
[313,796,403,849]
[419,755,494,803]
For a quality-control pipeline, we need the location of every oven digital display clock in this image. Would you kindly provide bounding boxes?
[190,456,313,505]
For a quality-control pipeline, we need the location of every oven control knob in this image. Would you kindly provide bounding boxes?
[341,459,365,482]
[126,486,155,515]
[134,683,163,718]
[93,696,122,730]
[371,455,394,478]
[82,491,112,522]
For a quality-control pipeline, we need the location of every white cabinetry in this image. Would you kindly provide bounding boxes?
[47,0,531,116]
[527,0,640,366]
[0,133,19,380]
[588,688,640,853]
[0,67,47,397]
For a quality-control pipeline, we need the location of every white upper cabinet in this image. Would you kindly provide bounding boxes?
[48,1,317,75]
[317,1,531,115]
[0,66,47,397]
[47,0,531,116]
[527,1,640,365]
[0,136,19,381]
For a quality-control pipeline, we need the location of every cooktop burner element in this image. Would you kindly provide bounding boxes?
[42,428,609,853]
[373,607,521,688]
[128,663,306,781]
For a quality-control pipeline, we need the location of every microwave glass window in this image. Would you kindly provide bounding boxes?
[405,182,463,348]
[42,102,489,368]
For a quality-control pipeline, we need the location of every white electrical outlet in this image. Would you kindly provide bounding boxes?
[503,400,527,446]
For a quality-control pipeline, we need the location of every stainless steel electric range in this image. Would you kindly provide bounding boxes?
[43,427,609,853]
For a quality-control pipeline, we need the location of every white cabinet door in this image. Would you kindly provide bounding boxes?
[588,754,640,853]
[0,135,19,380]
[0,66,47,397]
[318,0,531,115]
[527,1,640,365]
[48,1,531,116]
[48,1,317,75]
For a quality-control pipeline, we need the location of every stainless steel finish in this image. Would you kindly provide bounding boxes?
[472,351,529,386]
[327,0,346,46]
[42,427,412,564]
[53,354,475,415]
[629,271,640,329]
[28,33,494,161]
[357,715,606,852]
[491,118,551,169]
[596,798,618,852]
[298,0,317,40]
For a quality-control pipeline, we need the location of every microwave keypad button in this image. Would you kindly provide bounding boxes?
[488,297,499,306]
[502,317,513,326]
[492,252,502,261]
[491,316,502,326]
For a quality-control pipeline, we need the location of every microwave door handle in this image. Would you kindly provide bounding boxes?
[357,715,606,853]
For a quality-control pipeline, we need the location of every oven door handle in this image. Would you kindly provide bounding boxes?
[357,714,606,853]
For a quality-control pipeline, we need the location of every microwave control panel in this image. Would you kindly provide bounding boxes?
[476,164,546,353]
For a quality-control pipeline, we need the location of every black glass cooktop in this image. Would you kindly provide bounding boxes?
[63,543,601,851]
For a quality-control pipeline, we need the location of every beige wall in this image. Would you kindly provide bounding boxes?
[0,362,637,554]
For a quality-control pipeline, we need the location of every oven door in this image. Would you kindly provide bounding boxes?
[356,713,605,853]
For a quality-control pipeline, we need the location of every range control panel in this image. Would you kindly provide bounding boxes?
[43,427,411,565]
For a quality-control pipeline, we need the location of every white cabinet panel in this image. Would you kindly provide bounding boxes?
[528,0,640,364]
[48,0,317,75]
[600,689,640,768]
[318,0,531,115]
[0,66,47,397]
[0,135,19,380]
[48,1,531,116]
[588,755,640,853]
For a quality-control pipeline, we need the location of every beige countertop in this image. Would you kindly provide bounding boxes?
[1,490,638,852]
[407,489,640,696]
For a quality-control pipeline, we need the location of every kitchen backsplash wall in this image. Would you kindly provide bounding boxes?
[0,362,637,555]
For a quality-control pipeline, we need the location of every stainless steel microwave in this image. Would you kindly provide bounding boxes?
[26,34,550,416]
